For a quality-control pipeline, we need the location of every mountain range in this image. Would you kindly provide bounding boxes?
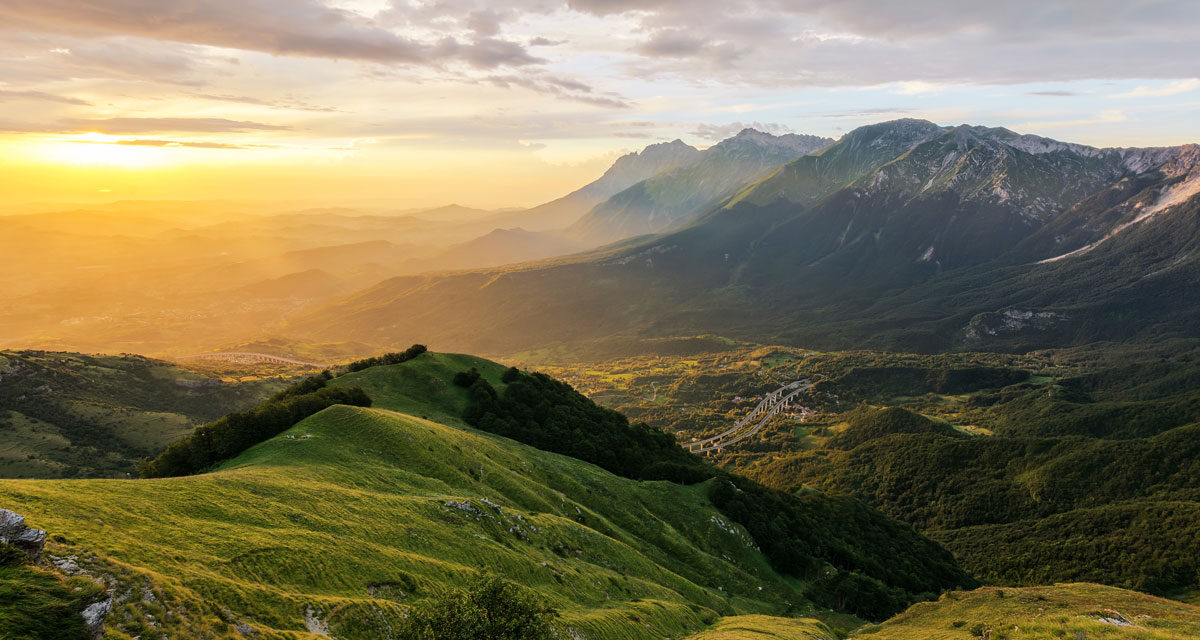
[288,119,1200,357]
[568,129,833,243]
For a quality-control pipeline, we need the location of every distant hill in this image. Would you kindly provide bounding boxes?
[404,227,589,273]
[0,351,280,477]
[403,203,495,222]
[485,139,703,231]
[289,119,1200,357]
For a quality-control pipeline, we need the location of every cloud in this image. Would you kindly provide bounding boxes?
[0,0,541,69]
[1112,78,1200,99]
[333,111,666,143]
[70,138,274,149]
[75,117,289,134]
[47,117,290,134]
[569,0,1200,87]
[0,89,90,105]
[437,37,546,69]
[635,29,708,57]
[189,93,338,112]
[820,107,915,118]
[1013,109,1129,129]
[1027,90,1079,97]
[484,73,630,108]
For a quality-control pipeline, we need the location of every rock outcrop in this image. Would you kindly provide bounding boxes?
[0,507,46,563]
[2,508,112,638]
[82,598,113,638]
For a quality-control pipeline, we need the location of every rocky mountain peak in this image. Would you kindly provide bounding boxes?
[576,139,703,201]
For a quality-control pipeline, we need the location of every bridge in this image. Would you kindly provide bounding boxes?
[684,378,816,454]
[175,352,330,369]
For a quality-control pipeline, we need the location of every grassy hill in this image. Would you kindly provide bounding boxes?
[854,583,1200,639]
[0,351,283,478]
[0,352,862,639]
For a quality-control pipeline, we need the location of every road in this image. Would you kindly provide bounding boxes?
[684,379,816,454]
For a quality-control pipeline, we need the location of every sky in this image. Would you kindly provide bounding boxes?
[0,0,1198,209]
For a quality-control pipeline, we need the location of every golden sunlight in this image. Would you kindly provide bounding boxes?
[37,133,173,168]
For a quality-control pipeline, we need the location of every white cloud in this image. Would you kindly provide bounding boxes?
[1012,109,1129,129]
[1112,78,1200,99]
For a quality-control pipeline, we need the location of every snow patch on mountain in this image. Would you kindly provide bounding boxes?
[1039,146,1200,264]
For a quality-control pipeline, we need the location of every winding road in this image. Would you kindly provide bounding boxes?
[684,378,816,454]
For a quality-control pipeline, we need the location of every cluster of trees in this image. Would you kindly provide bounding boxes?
[137,386,370,478]
[937,500,1200,596]
[400,575,558,640]
[709,475,972,619]
[459,369,973,620]
[269,370,333,401]
[976,384,1200,439]
[345,345,428,373]
[452,367,482,388]
[748,400,1200,595]
[816,366,1029,402]
[462,371,700,480]
[827,406,960,450]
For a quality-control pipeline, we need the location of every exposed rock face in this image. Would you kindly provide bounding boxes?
[3,509,112,638]
[0,508,46,563]
[82,598,113,639]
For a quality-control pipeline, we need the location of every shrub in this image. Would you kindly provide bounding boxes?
[453,368,482,388]
[269,370,333,401]
[344,345,428,373]
[401,575,557,640]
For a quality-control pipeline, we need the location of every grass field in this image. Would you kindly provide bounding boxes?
[683,614,835,639]
[0,353,822,639]
[854,583,1200,639]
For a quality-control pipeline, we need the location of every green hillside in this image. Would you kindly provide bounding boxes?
[0,351,283,478]
[854,583,1200,639]
[0,352,893,639]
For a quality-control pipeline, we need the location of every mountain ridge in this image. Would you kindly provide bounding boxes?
[286,118,1200,357]
[569,128,833,243]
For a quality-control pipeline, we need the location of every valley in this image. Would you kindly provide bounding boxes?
[534,342,1200,601]
[4,2,1200,637]
[3,119,1200,639]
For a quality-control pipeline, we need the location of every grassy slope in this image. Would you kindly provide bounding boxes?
[0,353,823,639]
[855,584,1200,639]
[684,615,835,639]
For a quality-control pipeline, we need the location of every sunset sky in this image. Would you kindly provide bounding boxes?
[1,0,1198,209]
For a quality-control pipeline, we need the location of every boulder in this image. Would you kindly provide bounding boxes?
[82,598,113,639]
[0,508,46,563]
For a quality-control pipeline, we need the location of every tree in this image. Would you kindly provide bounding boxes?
[453,368,482,388]
[401,575,558,640]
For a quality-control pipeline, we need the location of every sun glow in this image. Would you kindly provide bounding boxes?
[37,133,173,168]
